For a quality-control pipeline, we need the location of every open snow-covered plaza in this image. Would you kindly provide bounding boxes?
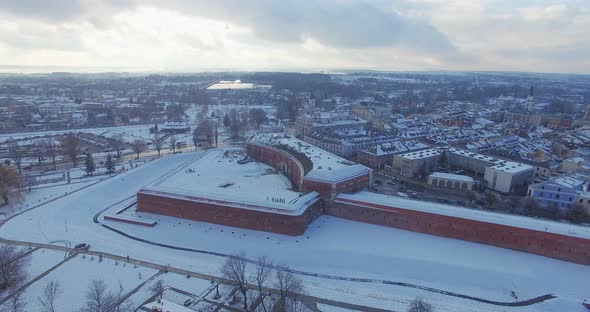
[1,151,590,311]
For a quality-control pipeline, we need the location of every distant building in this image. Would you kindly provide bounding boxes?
[390,147,534,193]
[390,148,441,177]
[357,140,429,169]
[527,172,590,210]
[295,111,369,137]
[428,172,474,191]
[160,121,190,133]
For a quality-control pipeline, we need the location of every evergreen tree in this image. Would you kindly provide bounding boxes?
[105,154,115,174]
[84,153,96,175]
[223,113,231,127]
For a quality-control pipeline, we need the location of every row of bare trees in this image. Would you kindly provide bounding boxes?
[0,244,31,312]
[221,253,304,312]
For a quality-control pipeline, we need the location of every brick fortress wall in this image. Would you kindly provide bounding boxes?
[137,191,322,236]
[329,197,590,265]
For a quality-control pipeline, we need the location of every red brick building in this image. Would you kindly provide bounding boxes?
[329,193,590,265]
[138,188,322,236]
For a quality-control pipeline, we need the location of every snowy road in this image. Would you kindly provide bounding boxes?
[0,151,589,311]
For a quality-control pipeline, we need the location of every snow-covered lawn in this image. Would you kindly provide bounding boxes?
[0,151,589,312]
[0,124,154,143]
[0,248,66,301]
[12,255,157,312]
[0,180,98,220]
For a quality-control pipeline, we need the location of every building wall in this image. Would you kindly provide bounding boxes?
[528,183,579,210]
[248,142,371,200]
[137,192,322,236]
[328,198,590,265]
[246,143,304,191]
[302,173,371,201]
[484,167,534,193]
[427,176,473,190]
[391,153,440,177]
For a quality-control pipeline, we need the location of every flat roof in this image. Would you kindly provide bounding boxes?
[249,133,370,182]
[142,149,320,215]
[430,172,474,183]
[398,148,440,160]
[336,191,590,240]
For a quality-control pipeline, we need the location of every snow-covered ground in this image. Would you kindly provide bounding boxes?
[144,149,319,213]
[0,151,589,312]
[0,124,154,143]
[0,180,99,221]
[11,255,157,312]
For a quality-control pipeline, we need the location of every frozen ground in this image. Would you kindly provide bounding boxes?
[9,254,157,312]
[0,180,98,221]
[0,151,589,311]
[0,124,154,143]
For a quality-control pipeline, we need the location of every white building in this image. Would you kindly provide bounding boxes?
[484,161,534,193]
[428,172,474,190]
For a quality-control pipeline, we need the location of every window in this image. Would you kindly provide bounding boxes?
[540,192,544,197]
[555,194,560,199]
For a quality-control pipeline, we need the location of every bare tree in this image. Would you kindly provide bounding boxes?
[81,280,108,312]
[7,140,23,173]
[221,252,249,311]
[33,139,46,167]
[153,133,164,157]
[483,191,498,210]
[407,298,434,312]
[130,139,146,159]
[195,120,214,148]
[110,134,124,158]
[229,109,246,138]
[81,280,133,312]
[274,266,304,312]
[60,134,81,167]
[43,138,58,170]
[254,256,273,312]
[0,244,30,294]
[109,282,134,312]
[38,280,62,312]
[149,279,165,301]
[0,166,22,205]
[169,136,177,154]
[567,203,590,224]
[2,288,26,312]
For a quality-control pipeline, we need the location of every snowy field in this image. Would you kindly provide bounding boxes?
[0,151,589,311]
[0,124,154,143]
[10,255,157,312]
[0,180,99,221]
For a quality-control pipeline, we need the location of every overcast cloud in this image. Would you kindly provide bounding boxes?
[0,0,588,73]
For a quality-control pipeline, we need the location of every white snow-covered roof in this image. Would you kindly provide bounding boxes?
[143,300,195,312]
[336,191,590,240]
[429,172,474,183]
[249,133,370,183]
[142,149,320,215]
[398,148,440,160]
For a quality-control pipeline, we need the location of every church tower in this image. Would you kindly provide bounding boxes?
[526,86,535,113]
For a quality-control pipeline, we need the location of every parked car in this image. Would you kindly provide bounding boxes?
[74,243,90,250]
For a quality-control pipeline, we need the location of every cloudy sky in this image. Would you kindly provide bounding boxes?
[0,0,588,73]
